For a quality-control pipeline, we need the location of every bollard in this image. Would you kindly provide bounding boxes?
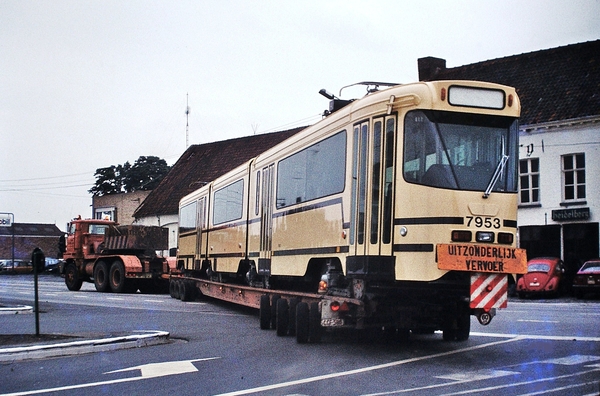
[31,248,45,337]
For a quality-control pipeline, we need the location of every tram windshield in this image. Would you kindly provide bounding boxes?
[403,110,518,193]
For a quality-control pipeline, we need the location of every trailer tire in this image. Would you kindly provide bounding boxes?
[94,261,110,292]
[259,295,271,330]
[288,298,299,336]
[276,298,289,337]
[455,310,471,342]
[180,280,194,301]
[296,302,309,344]
[270,295,280,330]
[109,260,127,293]
[64,263,83,291]
[169,279,178,299]
[308,302,322,343]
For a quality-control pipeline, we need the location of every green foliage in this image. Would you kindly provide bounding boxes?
[89,156,170,196]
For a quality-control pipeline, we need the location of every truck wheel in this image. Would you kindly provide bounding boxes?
[109,260,127,293]
[308,302,322,343]
[64,263,83,291]
[296,302,309,344]
[94,261,110,292]
[259,295,271,330]
[276,298,289,336]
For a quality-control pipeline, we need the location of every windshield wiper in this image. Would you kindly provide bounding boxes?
[483,154,509,199]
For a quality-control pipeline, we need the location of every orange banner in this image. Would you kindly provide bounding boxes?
[437,243,528,274]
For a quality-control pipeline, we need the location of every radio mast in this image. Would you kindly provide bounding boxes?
[185,93,191,148]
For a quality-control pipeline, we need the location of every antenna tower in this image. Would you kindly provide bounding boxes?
[185,93,191,148]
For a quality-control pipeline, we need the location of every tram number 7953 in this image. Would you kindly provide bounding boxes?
[466,216,501,229]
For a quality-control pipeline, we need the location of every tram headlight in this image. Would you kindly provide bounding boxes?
[476,231,495,243]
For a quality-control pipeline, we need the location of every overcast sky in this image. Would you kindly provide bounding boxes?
[1,0,599,229]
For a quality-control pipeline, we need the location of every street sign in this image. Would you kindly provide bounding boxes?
[0,213,12,227]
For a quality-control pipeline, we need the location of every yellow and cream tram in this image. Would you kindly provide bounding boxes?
[177,80,527,340]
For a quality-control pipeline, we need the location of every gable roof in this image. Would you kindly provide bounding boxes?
[134,127,306,218]
[418,40,600,126]
[0,223,63,260]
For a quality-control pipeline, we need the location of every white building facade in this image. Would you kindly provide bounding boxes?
[517,115,600,280]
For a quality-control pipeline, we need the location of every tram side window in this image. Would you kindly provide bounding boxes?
[213,179,244,224]
[179,201,197,233]
[276,131,346,208]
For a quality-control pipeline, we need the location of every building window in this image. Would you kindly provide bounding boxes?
[95,207,115,221]
[519,158,539,205]
[562,153,585,202]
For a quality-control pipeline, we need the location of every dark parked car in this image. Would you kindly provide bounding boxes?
[573,259,600,299]
[517,257,564,298]
[0,260,33,275]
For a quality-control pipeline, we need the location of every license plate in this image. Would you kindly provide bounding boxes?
[529,282,540,287]
[587,279,596,285]
[321,318,344,327]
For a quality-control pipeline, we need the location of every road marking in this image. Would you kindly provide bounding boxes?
[215,337,523,396]
[470,331,600,342]
[0,358,220,396]
[436,369,518,381]
[540,355,600,365]
[517,319,559,323]
[143,299,164,303]
[106,297,124,301]
[437,366,600,395]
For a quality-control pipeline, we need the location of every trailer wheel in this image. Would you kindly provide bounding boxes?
[276,298,289,336]
[109,260,127,293]
[308,302,323,343]
[296,302,309,344]
[455,310,471,342]
[180,280,194,301]
[169,279,178,299]
[270,295,280,330]
[94,260,110,292]
[64,263,82,291]
[259,295,271,330]
[288,298,299,336]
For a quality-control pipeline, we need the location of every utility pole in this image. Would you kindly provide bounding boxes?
[185,93,191,148]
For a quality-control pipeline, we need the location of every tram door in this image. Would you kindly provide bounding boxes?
[258,164,274,277]
[350,117,396,257]
[195,197,206,269]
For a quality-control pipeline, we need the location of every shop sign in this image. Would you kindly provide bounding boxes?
[552,207,590,221]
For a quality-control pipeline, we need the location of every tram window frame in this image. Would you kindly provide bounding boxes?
[213,179,245,225]
[402,110,518,193]
[179,200,198,233]
[276,130,347,209]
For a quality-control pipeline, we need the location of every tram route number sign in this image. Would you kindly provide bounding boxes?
[0,214,12,227]
[437,243,528,274]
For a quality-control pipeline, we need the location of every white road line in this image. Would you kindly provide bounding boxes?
[215,337,523,396]
[439,366,600,395]
[517,319,559,323]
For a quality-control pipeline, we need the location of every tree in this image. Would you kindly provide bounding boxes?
[123,156,170,192]
[89,156,170,196]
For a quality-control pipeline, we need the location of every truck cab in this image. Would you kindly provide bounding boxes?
[63,219,114,261]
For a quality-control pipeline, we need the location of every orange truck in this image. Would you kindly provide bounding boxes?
[59,218,173,293]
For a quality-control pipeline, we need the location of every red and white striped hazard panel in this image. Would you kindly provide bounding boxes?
[470,273,508,310]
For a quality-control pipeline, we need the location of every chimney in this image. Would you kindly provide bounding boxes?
[418,57,446,81]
